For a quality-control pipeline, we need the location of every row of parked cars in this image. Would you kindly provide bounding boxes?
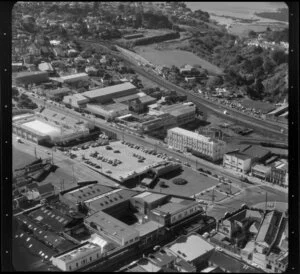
[84,160,101,169]
[89,151,122,166]
[122,141,170,160]
[133,153,146,163]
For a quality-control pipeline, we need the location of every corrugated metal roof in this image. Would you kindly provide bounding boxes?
[209,251,261,273]
[85,211,139,240]
[82,82,136,99]
[242,145,270,159]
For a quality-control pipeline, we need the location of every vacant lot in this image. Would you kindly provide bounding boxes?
[240,98,275,113]
[197,188,227,202]
[153,167,219,197]
[216,183,240,195]
[13,146,36,171]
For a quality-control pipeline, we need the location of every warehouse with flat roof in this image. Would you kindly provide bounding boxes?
[85,211,140,246]
[85,102,129,121]
[60,184,114,206]
[161,103,196,125]
[51,72,89,83]
[166,233,215,271]
[15,71,49,86]
[82,82,137,104]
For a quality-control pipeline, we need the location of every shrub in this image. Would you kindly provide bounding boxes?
[159,181,168,188]
[172,178,188,185]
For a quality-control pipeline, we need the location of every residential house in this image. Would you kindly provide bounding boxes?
[218,209,263,239]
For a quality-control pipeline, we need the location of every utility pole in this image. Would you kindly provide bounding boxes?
[212,188,215,204]
[60,179,64,192]
[265,192,268,212]
[34,146,37,159]
[72,165,75,184]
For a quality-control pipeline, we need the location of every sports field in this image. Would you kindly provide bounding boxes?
[134,46,223,75]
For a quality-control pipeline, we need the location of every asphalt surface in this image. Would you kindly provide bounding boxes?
[13,137,118,191]
[23,94,288,193]
[19,93,288,221]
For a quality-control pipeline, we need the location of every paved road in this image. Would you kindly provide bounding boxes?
[77,39,288,143]
[13,137,118,191]
[23,95,288,195]
[206,181,288,220]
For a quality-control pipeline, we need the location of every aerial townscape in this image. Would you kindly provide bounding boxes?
[12,2,289,273]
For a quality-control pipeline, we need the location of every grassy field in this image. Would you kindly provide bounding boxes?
[153,167,219,197]
[134,46,223,75]
[240,98,276,113]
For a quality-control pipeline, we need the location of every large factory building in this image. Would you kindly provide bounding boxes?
[81,82,137,104]
[13,109,93,145]
[15,71,49,87]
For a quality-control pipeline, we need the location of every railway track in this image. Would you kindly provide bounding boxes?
[77,39,287,143]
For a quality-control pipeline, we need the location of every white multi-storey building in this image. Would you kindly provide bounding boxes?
[223,152,252,173]
[51,243,102,271]
[166,127,226,161]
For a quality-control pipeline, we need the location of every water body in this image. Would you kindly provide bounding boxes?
[185,2,288,37]
[185,2,287,19]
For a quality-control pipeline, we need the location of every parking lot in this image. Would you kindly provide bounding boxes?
[71,140,166,182]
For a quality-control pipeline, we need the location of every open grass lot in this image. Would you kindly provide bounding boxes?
[240,98,276,113]
[198,188,227,202]
[229,22,287,37]
[13,146,36,171]
[153,167,219,197]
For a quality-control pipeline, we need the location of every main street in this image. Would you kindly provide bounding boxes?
[13,137,119,191]
[77,39,288,143]
[14,95,288,222]
[23,94,288,197]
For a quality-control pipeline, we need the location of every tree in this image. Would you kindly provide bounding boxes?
[248,30,257,38]
[251,56,263,68]
[271,49,287,65]
[206,75,223,89]
[241,59,253,73]
[263,57,275,74]
[118,3,125,12]
[93,2,99,11]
